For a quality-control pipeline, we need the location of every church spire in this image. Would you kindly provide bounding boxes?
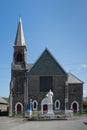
[12,18,27,68]
[14,18,26,47]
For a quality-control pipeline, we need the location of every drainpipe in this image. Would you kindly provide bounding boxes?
[65,81,68,114]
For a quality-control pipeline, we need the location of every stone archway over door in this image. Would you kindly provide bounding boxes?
[71,101,79,112]
[73,103,77,112]
[17,104,22,113]
[41,97,48,114]
[15,102,23,115]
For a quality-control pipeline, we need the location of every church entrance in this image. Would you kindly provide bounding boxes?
[71,101,79,112]
[17,104,22,114]
[15,102,23,115]
[72,103,77,112]
[43,104,48,114]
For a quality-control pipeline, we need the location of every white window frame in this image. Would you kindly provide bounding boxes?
[55,99,60,110]
[32,100,38,110]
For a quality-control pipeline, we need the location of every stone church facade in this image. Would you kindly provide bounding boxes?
[9,19,83,116]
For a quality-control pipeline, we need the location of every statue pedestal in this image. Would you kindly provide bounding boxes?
[46,103,55,119]
[41,90,55,119]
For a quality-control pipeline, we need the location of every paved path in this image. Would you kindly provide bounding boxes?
[0,115,87,130]
[0,117,26,130]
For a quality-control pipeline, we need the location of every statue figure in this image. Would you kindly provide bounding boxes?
[41,89,55,118]
[46,89,53,104]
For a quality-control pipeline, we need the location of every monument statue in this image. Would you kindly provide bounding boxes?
[41,89,55,118]
[46,89,53,104]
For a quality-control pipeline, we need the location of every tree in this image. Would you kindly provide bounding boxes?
[83,101,87,113]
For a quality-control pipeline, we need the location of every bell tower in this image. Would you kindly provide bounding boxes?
[9,18,28,116]
[12,18,26,69]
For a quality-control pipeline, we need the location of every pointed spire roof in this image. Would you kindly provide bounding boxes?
[14,18,26,46]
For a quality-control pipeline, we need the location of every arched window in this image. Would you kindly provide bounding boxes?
[34,102,36,108]
[16,53,23,62]
[55,100,60,110]
[32,100,38,110]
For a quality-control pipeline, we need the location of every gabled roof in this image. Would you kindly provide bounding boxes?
[26,50,83,84]
[26,64,33,71]
[14,18,26,46]
[0,97,8,104]
[67,73,83,84]
[28,49,67,76]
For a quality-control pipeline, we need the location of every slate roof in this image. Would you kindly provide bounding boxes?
[67,73,83,84]
[14,18,26,46]
[26,64,33,71]
[26,49,83,84]
[28,49,67,76]
[0,97,8,104]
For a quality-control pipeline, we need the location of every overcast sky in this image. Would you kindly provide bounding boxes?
[0,0,87,97]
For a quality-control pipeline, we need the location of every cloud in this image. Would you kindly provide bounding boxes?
[81,64,87,68]
[83,89,87,97]
[78,64,87,70]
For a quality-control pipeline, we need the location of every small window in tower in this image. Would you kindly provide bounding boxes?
[16,53,23,62]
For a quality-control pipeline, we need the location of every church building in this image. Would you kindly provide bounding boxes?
[9,19,83,117]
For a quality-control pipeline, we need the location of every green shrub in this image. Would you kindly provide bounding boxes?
[83,101,87,113]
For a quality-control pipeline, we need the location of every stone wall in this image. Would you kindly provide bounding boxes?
[11,70,26,114]
[68,83,83,109]
[28,75,67,110]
